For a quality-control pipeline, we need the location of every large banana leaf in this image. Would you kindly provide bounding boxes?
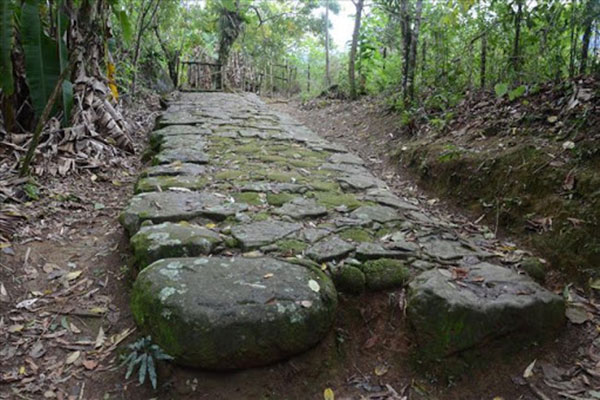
[22,0,61,120]
[57,0,72,124]
[0,0,14,95]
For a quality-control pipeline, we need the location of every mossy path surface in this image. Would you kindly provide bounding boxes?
[120,92,565,370]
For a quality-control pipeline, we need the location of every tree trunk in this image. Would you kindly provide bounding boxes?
[569,0,578,77]
[580,0,594,74]
[154,26,178,87]
[480,32,487,89]
[130,0,160,96]
[407,0,423,101]
[325,0,331,87]
[512,0,523,79]
[348,0,364,100]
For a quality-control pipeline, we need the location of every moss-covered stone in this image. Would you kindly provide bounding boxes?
[276,239,308,253]
[333,266,366,295]
[309,181,340,192]
[312,191,363,210]
[130,257,338,369]
[520,257,546,283]
[361,258,410,291]
[233,192,263,206]
[339,228,373,243]
[266,192,295,206]
[215,170,245,180]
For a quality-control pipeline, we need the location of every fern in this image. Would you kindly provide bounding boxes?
[121,336,173,390]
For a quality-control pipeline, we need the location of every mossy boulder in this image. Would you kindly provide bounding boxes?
[407,263,565,364]
[130,222,221,267]
[361,258,410,291]
[333,266,366,295]
[131,257,338,369]
[520,257,547,283]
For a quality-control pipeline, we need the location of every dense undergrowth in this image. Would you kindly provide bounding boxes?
[394,77,600,282]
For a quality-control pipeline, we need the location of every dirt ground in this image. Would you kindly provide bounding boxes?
[0,95,598,400]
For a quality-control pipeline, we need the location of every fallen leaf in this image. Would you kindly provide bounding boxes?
[70,323,81,334]
[82,359,98,370]
[65,351,80,365]
[523,359,536,379]
[64,270,82,281]
[323,388,335,400]
[29,342,46,359]
[565,304,590,324]
[375,364,389,376]
[95,327,105,349]
[263,273,274,279]
[205,223,216,229]
[364,335,378,349]
[16,298,39,309]
[547,116,558,123]
[308,280,320,293]
[8,324,24,333]
[300,300,313,308]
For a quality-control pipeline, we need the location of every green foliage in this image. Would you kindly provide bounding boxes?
[509,85,527,101]
[121,336,173,390]
[494,83,509,98]
[21,0,61,121]
[0,0,14,95]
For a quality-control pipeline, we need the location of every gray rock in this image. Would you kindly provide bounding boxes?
[407,263,565,360]
[161,136,207,151]
[135,175,207,193]
[159,112,206,127]
[351,205,401,224]
[240,182,306,193]
[149,125,210,147]
[306,236,355,262]
[364,189,419,211]
[131,222,221,267]
[120,192,248,235]
[338,175,377,191]
[320,162,370,176]
[301,228,332,243]
[327,153,364,165]
[154,148,210,165]
[273,198,327,219]
[420,237,482,260]
[131,257,338,369]
[355,242,410,261]
[141,163,206,177]
[231,221,302,250]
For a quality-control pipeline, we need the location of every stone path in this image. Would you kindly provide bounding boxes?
[120,92,565,370]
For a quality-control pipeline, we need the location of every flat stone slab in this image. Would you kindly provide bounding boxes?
[327,153,364,165]
[306,236,355,262]
[120,191,248,235]
[351,205,401,224]
[273,198,327,219]
[407,263,565,360]
[141,163,206,177]
[231,221,302,249]
[131,222,221,267]
[154,148,210,165]
[135,175,207,193]
[131,257,338,369]
[355,242,410,261]
[419,237,487,260]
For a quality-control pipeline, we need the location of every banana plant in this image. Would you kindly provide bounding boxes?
[0,0,14,96]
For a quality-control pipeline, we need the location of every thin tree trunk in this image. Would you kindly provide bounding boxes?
[400,0,411,98]
[512,0,523,79]
[580,0,594,74]
[480,32,487,89]
[325,0,331,87]
[407,0,423,101]
[130,0,160,96]
[569,0,578,77]
[348,0,364,100]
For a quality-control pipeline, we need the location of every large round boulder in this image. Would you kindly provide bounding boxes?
[131,257,338,369]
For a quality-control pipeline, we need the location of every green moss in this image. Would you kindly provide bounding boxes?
[361,258,410,291]
[264,171,301,183]
[253,212,270,221]
[236,142,264,154]
[339,228,373,243]
[259,155,287,163]
[224,236,239,248]
[276,239,308,252]
[215,170,245,180]
[520,257,546,283]
[309,181,339,192]
[333,266,365,295]
[289,159,321,168]
[266,192,295,206]
[312,191,362,210]
[233,192,263,206]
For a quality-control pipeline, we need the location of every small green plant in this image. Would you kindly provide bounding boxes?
[121,336,173,389]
